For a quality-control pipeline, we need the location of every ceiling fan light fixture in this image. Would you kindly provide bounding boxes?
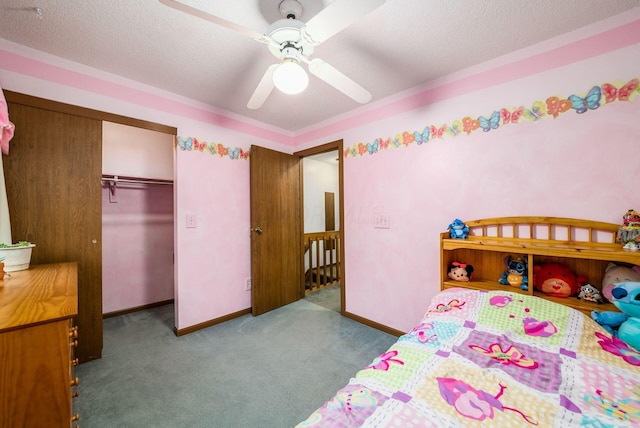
[272,58,309,95]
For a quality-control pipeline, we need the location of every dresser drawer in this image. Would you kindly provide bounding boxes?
[0,320,73,427]
[0,262,79,427]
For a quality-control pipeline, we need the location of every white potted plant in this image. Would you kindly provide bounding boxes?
[0,241,36,272]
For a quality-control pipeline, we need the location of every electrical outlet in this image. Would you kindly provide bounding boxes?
[244,278,251,291]
[373,214,390,229]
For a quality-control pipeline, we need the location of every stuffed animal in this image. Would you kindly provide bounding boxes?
[592,281,640,351]
[601,262,640,302]
[533,260,587,298]
[577,283,604,304]
[498,255,528,291]
[447,261,473,282]
[447,219,469,239]
[619,209,640,250]
[622,209,640,227]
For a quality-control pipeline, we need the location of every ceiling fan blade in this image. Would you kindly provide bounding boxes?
[302,0,386,45]
[247,64,278,109]
[307,59,371,104]
[159,0,269,43]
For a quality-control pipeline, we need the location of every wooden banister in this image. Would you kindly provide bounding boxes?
[303,231,341,292]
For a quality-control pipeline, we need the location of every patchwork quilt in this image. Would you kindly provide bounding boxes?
[296,288,640,427]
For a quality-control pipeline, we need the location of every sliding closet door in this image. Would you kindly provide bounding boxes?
[3,102,103,362]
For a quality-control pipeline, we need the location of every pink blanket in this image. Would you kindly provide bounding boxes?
[0,85,15,155]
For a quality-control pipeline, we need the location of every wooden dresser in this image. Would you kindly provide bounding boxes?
[0,262,80,427]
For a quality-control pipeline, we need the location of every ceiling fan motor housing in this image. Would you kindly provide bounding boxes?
[267,18,313,57]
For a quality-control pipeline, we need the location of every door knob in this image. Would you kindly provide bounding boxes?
[252,227,263,234]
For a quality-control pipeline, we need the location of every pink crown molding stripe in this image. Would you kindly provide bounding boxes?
[0,49,294,146]
[2,18,638,147]
[295,18,640,144]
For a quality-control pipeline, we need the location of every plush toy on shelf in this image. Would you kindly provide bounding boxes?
[447,219,469,239]
[533,260,587,298]
[601,262,640,302]
[617,209,640,251]
[592,281,640,352]
[447,261,474,282]
[577,283,604,304]
[498,255,528,291]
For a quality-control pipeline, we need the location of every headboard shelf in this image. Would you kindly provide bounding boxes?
[441,216,640,315]
[442,237,636,264]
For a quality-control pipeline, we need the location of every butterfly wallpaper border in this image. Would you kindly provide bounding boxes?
[173,78,639,161]
[175,136,250,160]
[344,77,640,158]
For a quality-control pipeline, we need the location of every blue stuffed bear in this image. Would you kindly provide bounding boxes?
[447,219,469,239]
[592,281,640,352]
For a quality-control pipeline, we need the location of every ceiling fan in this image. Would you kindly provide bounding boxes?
[159,0,386,109]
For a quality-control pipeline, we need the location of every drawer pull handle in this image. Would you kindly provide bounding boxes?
[70,377,79,387]
[71,413,80,422]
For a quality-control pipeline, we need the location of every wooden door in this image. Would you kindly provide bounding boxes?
[250,145,302,315]
[324,192,335,231]
[3,103,103,362]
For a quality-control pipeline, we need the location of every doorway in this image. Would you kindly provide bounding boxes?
[296,141,344,313]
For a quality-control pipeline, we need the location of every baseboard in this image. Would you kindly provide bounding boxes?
[174,307,252,336]
[103,299,174,319]
[342,311,405,337]
[105,302,403,338]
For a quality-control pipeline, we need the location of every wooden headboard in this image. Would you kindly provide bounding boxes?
[440,216,640,315]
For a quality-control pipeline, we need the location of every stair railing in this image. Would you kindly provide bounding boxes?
[303,231,341,292]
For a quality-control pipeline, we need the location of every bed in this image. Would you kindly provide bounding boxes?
[296,288,640,427]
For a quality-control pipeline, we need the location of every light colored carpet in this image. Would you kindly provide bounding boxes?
[75,299,397,427]
[304,284,341,312]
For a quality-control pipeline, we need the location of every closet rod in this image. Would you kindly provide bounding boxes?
[101,175,173,186]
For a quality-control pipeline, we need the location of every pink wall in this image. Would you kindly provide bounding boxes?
[341,98,638,332]
[174,146,252,328]
[1,10,639,333]
[299,17,640,331]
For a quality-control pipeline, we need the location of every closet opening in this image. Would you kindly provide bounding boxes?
[101,122,175,323]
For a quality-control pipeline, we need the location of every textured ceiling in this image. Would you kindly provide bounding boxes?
[1,0,639,132]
